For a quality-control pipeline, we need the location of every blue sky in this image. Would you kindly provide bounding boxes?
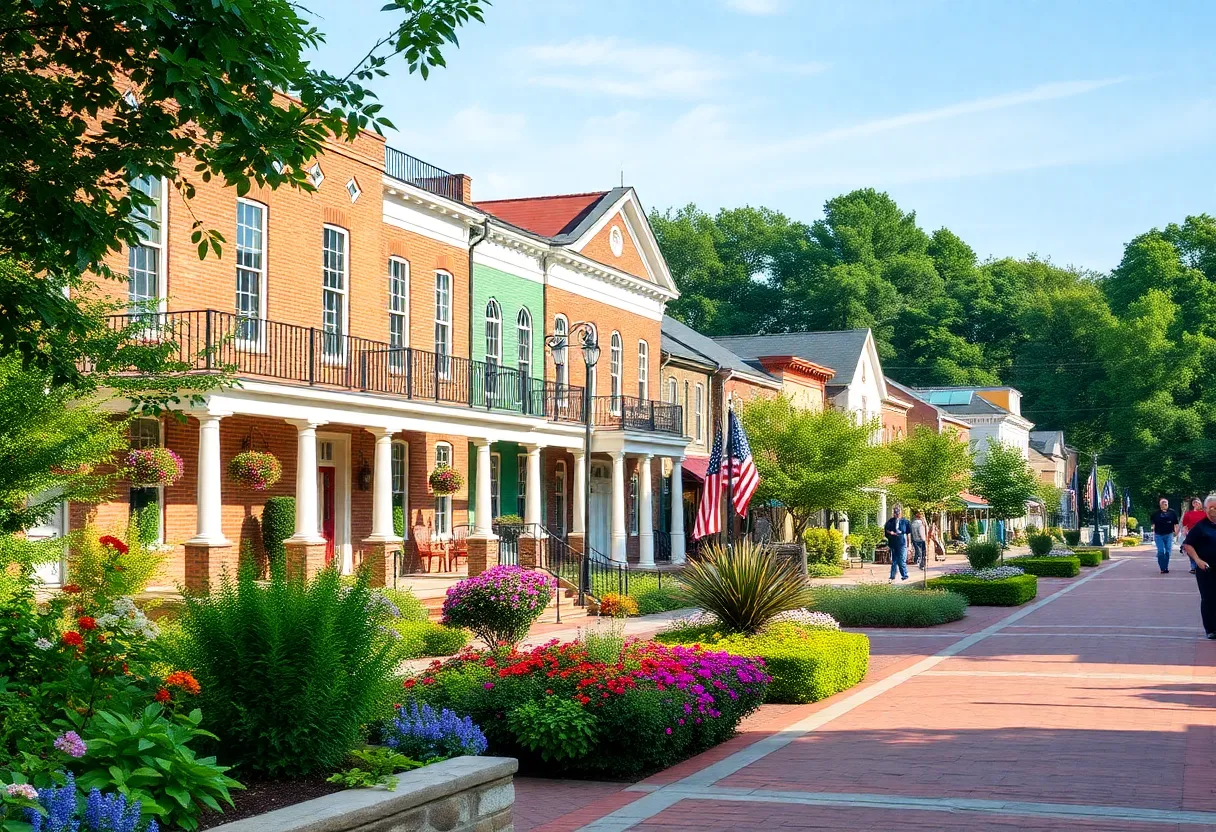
[304,0,1215,272]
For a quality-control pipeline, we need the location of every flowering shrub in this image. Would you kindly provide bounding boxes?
[11,773,161,832]
[384,702,488,761]
[227,450,282,491]
[596,592,638,618]
[406,638,768,778]
[428,465,464,495]
[124,448,183,487]
[441,566,554,647]
[947,566,1026,580]
[767,609,840,631]
[67,532,166,604]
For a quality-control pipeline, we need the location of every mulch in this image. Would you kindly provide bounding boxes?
[196,776,344,829]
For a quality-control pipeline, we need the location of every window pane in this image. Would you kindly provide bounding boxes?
[517,455,527,518]
[490,455,500,519]
[322,228,346,357]
[130,418,160,449]
[236,201,265,342]
[128,245,158,306]
[130,176,161,244]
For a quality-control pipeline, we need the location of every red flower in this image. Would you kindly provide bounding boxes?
[77,616,97,631]
[61,584,81,594]
[98,535,129,555]
[154,688,171,703]
[61,631,84,648]
[403,679,417,689]
[165,670,201,696]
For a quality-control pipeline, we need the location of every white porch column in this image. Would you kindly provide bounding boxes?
[286,419,326,543]
[524,444,543,529]
[638,455,654,567]
[366,428,400,542]
[571,450,587,535]
[610,450,627,563]
[187,411,231,546]
[670,457,686,564]
[472,439,495,537]
[877,490,889,525]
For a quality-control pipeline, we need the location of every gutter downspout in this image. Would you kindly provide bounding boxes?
[467,219,490,365]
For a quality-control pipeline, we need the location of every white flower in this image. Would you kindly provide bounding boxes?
[948,565,1026,580]
[768,610,840,631]
[5,783,38,800]
[33,638,53,651]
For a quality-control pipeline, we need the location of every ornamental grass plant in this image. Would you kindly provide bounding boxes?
[680,539,813,634]
[171,565,402,777]
[807,583,968,628]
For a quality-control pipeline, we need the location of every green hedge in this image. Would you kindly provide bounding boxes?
[808,584,968,628]
[1007,555,1080,578]
[632,585,690,615]
[1063,529,1082,546]
[926,573,1038,606]
[1073,546,1110,562]
[390,619,470,658]
[1071,548,1104,567]
[806,562,845,578]
[261,496,296,568]
[657,622,869,704]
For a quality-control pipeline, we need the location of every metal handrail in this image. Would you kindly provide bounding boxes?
[384,147,465,202]
[590,395,683,434]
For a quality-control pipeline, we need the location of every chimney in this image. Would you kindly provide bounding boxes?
[458,174,472,205]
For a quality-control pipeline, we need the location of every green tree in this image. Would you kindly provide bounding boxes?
[738,397,895,537]
[889,426,973,515]
[970,441,1039,548]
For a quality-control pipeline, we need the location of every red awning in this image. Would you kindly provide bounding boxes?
[958,491,989,509]
[681,456,710,485]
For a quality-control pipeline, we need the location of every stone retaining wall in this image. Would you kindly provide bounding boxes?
[210,756,517,832]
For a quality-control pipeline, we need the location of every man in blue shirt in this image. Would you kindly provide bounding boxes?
[885,503,912,581]
[1150,498,1180,574]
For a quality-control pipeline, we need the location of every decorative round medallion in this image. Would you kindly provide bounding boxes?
[609,225,624,257]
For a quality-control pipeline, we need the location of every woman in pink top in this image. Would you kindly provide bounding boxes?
[1182,497,1205,574]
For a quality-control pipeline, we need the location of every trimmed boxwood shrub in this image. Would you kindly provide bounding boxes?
[966,540,1001,570]
[1063,529,1082,546]
[807,584,968,627]
[927,573,1038,606]
[657,622,869,704]
[1071,548,1104,567]
[261,495,295,568]
[1007,555,1080,577]
[633,585,689,615]
[807,562,845,578]
[1027,534,1055,556]
[803,527,844,565]
[391,619,470,658]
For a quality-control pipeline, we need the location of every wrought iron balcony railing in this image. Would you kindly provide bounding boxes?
[104,310,584,424]
[384,147,466,203]
[591,395,684,435]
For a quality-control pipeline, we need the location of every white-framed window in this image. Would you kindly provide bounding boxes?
[695,383,705,443]
[629,472,640,535]
[684,380,690,434]
[321,225,348,361]
[388,258,409,372]
[554,460,567,537]
[517,307,532,379]
[485,299,502,402]
[235,198,267,346]
[490,452,501,520]
[391,440,408,535]
[667,376,677,404]
[129,417,164,545]
[517,454,527,518]
[434,442,452,537]
[434,271,452,378]
[554,314,569,406]
[609,331,622,414]
[638,340,649,400]
[128,175,165,314]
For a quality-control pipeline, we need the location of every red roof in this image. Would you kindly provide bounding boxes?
[476,192,608,237]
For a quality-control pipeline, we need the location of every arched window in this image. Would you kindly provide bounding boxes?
[667,376,677,404]
[517,307,532,379]
[637,340,649,400]
[610,331,622,413]
[434,271,452,378]
[485,299,502,366]
[695,383,705,443]
[553,314,569,408]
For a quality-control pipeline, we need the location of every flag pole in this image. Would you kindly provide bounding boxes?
[725,400,735,551]
[1090,454,1101,547]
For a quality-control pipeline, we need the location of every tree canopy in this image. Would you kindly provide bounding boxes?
[889,426,974,515]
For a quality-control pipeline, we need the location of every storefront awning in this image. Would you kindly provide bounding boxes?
[958,491,989,509]
[681,456,710,485]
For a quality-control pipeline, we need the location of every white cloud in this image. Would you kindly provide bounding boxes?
[724,0,782,14]
[450,106,526,144]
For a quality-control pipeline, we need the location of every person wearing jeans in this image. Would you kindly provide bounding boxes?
[885,504,912,581]
[910,509,927,568]
[1180,495,1216,639]
[1150,497,1180,574]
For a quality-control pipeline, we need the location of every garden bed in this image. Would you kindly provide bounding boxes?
[806,583,968,627]
[1007,555,1081,578]
[927,573,1038,606]
[197,776,343,830]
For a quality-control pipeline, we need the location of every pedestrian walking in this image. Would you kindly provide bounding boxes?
[1150,498,1180,573]
[1180,494,1216,639]
[910,509,928,568]
[884,504,912,581]
[928,516,945,561]
[1182,497,1205,575]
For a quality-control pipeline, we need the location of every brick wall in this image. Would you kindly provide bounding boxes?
[661,364,712,451]
[580,212,650,281]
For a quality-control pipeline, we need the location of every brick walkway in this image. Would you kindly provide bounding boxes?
[514,547,1216,831]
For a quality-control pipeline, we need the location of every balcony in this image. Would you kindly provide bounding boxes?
[591,395,683,435]
[385,147,466,203]
[104,310,584,423]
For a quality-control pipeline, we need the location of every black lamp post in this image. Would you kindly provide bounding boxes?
[545,323,599,604]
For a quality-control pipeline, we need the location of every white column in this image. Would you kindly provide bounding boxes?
[524,444,543,529]
[571,450,586,535]
[878,491,888,525]
[366,428,400,542]
[638,454,654,567]
[472,439,495,537]
[287,419,326,543]
[670,457,686,564]
[610,450,627,563]
[187,411,231,546]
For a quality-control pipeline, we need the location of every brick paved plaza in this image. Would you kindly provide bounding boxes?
[514,547,1216,831]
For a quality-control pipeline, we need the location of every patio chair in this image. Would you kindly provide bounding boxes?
[845,543,864,569]
[412,526,447,573]
[448,525,469,572]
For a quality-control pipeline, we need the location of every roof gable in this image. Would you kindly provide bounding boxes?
[579,209,651,280]
[475,192,607,237]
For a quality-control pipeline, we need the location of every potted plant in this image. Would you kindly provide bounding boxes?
[125,447,183,487]
[428,464,464,495]
[228,450,283,491]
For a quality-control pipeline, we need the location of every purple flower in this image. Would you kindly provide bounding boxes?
[53,730,86,758]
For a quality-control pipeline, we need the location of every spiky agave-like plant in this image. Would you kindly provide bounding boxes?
[680,539,813,634]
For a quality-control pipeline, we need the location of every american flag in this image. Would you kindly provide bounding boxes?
[1101,478,1115,509]
[691,410,760,540]
[1085,469,1095,510]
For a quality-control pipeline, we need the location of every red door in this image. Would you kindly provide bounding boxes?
[319,467,336,566]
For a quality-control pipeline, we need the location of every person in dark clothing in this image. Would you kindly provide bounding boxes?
[885,504,911,581]
[1182,497,1205,575]
[1150,498,1180,573]
[1180,495,1216,639]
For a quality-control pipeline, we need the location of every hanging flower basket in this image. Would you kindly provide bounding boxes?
[428,465,464,495]
[228,450,283,492]
[125,448,183,487]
